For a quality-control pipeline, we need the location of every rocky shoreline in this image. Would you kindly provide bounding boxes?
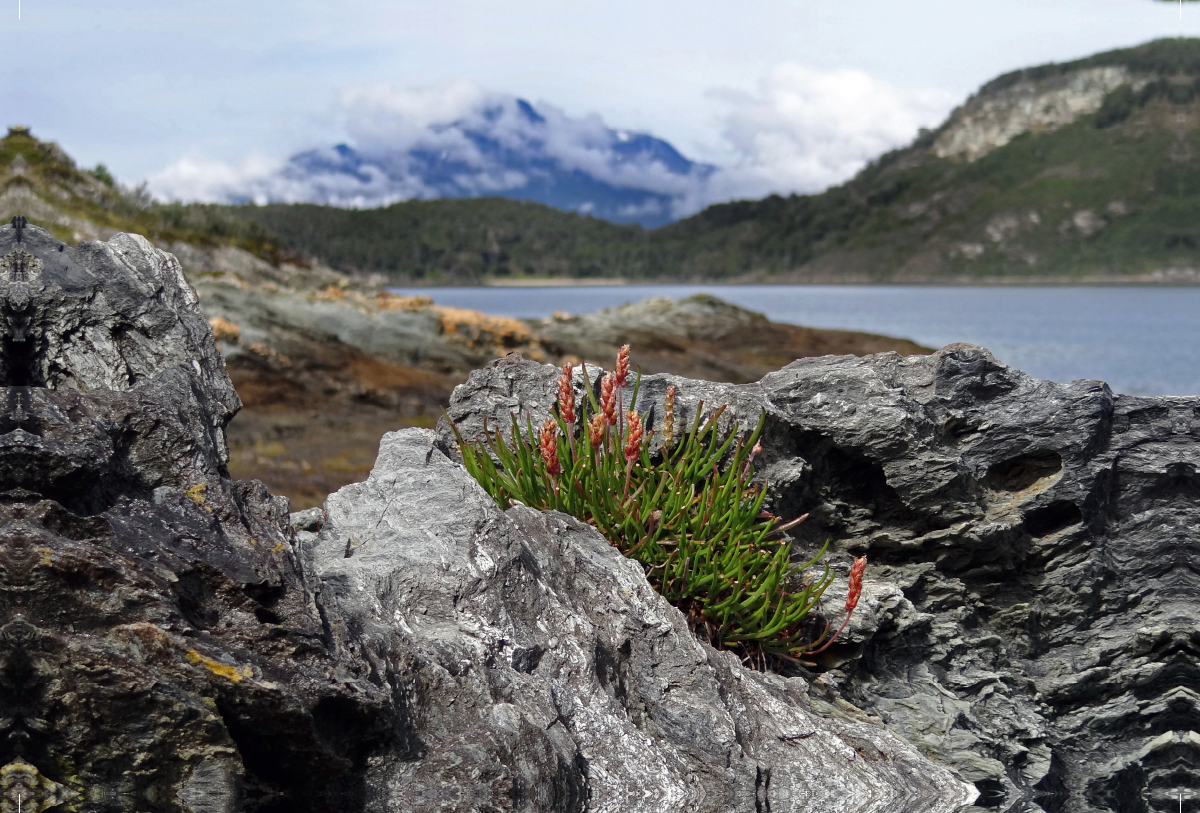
[191,255,928,507]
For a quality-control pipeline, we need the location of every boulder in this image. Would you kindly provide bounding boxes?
[441,348,1200,813]
[303,428,975,812]
[0,219,392,810]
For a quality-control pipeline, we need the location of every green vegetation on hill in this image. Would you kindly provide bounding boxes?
[979,35,1200,94]
[11,37,1200,283]
[224,199,647,281]
[0,126,292,263]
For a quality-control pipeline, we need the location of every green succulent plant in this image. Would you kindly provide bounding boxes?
[446,347,865,667]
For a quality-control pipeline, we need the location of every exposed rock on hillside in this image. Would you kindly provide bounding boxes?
[932,66,1136,162]
[0,218,973,811]
[442,349,1200,813]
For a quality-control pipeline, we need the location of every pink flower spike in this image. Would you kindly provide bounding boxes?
[588,413,606,450]
[539,417,562,477]
[845,556,867,613]
[624,410,643,466]
[601,373,618,426]
[614,344,630,390]
[557,363,575,426]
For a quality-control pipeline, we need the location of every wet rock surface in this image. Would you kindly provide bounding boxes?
[0,219,974,811]
[441,350,1200,813]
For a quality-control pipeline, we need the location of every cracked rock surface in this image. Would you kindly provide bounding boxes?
[441,350,1200,813]
[0,219,399,811]
[303,428,973,812]
[0,217,975,812]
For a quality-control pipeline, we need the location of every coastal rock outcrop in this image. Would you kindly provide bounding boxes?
[442,350,1200,813]
[0,217,396,810]
[0,218,974,811]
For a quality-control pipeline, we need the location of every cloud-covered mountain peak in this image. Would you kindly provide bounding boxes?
[235,88,716,227]
[149,72,952,227]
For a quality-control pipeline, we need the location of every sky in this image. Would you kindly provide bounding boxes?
[0,0,1197,209]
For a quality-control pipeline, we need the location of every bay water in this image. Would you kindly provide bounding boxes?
[388,284,1200,396]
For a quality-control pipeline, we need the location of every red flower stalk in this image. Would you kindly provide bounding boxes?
[806,555,868,657]
[845,555,866,613]
[621,408,644,502]
[613,344,630,390]
[624,409,643,466]
[662,384,676,448]
[741,440,764,481]
[588,413,606,450]
[600,373,618,426]
[539,417,561,477]
[557,363,575,426]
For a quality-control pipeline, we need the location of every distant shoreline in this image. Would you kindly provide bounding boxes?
[416,273,1200,289]
[484,277,629,287]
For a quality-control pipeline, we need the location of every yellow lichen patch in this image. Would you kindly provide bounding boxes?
[376,292,434,311]
[436,306,531,348]
[185,483,207,506]
[38,547,52,565]
[245,342,291,367]
[314,283,347,301]
[186,650,252,683]
[208,316,241,343]
[272,542,285,553]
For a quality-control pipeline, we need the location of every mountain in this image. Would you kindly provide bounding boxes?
[224,95,715,229]
[19,36,1200,286]
[650,37,1200,282]
[201,37,1200,283]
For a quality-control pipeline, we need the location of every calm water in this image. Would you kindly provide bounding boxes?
[389,284,1200,396]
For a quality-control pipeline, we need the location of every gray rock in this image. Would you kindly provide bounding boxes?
[440,348,1200,813]
[306,428,976,813]
[0,217,975,812]
[0,219,393,811]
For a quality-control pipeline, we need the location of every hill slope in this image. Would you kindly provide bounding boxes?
[652,37,1200,282]
[194,37,1200,283]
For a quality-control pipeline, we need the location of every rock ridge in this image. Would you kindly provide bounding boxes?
[441,348,1200,813]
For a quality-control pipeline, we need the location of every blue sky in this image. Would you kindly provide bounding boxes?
[1,0,1196,206]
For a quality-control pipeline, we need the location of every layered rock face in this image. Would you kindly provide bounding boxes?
[0,218,975,811]
[442,351,1200,813]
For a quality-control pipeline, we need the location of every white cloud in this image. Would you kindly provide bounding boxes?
[699,64,957,207]
[147,67,958,221]
[147,153,284,204]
